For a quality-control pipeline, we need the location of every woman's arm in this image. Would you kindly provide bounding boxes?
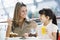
[6,19,12,37]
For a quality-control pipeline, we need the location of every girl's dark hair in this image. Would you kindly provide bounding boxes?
[39,8,57,25]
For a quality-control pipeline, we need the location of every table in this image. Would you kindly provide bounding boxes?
[0,37,52,40]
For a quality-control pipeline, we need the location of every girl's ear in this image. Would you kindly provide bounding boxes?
[46,16,50,20]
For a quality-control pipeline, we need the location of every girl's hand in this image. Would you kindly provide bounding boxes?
[23,33,29,38]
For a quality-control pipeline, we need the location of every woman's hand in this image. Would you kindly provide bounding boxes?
[7,18,12,26]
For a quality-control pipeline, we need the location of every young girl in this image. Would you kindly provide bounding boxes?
[37,8,58,40]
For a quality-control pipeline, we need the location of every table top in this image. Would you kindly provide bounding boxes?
[0,37,52,40]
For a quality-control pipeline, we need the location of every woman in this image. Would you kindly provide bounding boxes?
[6,2,37,37]
[37,8,58,40]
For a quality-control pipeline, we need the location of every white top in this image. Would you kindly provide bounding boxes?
[37,21,58,39]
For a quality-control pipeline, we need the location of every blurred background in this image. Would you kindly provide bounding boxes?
[0,0,60,31]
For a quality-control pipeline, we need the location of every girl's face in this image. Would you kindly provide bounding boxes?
[19,6,27,19]
[39,14,49,23]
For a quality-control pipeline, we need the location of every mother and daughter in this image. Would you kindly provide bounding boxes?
[6,2,58,40]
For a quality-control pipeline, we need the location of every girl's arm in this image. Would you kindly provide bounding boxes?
[48,32,56,40]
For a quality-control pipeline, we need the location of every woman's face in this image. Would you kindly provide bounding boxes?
[39,14,49,23]
[19,6,27,19]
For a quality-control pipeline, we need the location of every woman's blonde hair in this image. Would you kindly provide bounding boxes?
[12,2,26,27]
